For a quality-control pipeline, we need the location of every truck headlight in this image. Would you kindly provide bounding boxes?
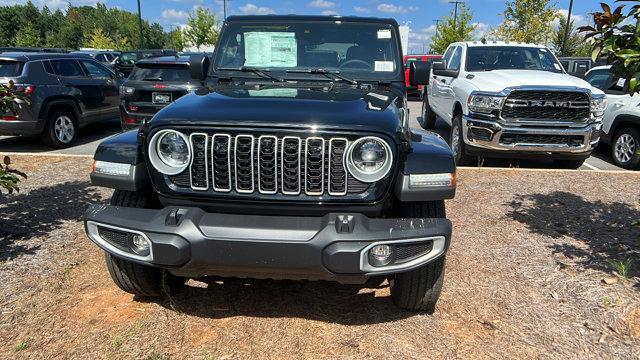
[467,94,505,113]
[345,136,393,182]
[591,96,607,117]
[148,130,191,175]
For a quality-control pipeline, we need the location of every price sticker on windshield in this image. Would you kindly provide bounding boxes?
[377,29,391,39]
[375,61,395,72]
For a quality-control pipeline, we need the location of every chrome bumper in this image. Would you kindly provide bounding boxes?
[462,116,601,153]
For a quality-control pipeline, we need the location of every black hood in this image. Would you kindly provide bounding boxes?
[149,84,402,135]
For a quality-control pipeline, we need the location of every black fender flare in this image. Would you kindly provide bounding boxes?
[91,130,147,191]
[39,97,83,124]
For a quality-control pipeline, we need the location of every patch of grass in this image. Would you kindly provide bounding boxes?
[608,259,632,278]
[14,341,29,352]
[111,335,125,351]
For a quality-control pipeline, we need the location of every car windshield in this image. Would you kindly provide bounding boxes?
[215,20,402,81]
[129,64,191,82]
[0,60,23,77]
[466,46,563,73]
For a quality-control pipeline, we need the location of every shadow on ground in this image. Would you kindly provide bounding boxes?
[0,181,102,261]
[152,277,414,325]
[506,191,640,280]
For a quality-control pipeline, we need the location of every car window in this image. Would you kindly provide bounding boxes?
[120,53,139,64]
[448,47,462,70]
[0,60,24,77]
[560,60,570,72]
[80,60,113,79]
[50,59,85,77]
[105,54,115,62]
[585,69,613,91]
[573,60,590,76]
[442,46,455,67]
[95,54,107,62]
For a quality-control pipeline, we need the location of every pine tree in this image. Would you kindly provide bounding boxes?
[13,22,41,47]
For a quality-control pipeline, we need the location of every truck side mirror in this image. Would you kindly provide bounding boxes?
[189,54,210,81]
[432,60,459,78]
[409,61,430,86]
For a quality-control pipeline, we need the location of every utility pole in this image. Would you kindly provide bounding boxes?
[562,0,574,56]
[448,1,464,32]
[137,0,144,49]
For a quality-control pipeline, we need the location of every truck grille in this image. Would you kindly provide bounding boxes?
[500,134,584,146]
[170,133,370,196]
[501,91,591,122]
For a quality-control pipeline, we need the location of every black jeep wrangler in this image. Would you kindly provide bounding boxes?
[85,15,456,311]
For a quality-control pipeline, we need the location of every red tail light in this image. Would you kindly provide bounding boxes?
[124,117,138,124]
[1,115,18,121]
[14,84,36,95]
[153,84,167,89]
[128,105,139,112]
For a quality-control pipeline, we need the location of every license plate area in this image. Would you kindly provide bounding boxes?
[152,92,172,104]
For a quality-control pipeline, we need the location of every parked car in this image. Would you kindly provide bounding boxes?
[420,41,606,168]
[403,54,442,98]
[85,15,457,312]
[119,55,202,130]
[559,57,607,78]
[113,49,178,77]
[0,53,121,148]
[69,50,120,69]
[585,65,640,169]
[0,47,67,53]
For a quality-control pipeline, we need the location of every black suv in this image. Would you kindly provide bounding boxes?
[119,55,202,130]
[114,49,178,77]
[0,53,120,148]
[85,16,455,311]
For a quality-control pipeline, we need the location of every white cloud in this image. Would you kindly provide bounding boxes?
[472,22,490,40]
[239,3,275,15]
[407,25,437,53]
[309,0,335,8]
[353,6,370,14]
[377,4,418,14]
[321,10,338,15]
[162,9,189,21]
[554,9,588,28]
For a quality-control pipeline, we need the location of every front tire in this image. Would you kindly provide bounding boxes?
[450,114,475,166]
[612,127,640,169]
[419,94,437,130]
[390,200,447,312]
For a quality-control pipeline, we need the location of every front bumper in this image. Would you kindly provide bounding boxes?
[85,204,451,284]
[462,116,601,156]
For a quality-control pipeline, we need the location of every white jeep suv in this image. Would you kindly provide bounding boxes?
[420,41,607,168]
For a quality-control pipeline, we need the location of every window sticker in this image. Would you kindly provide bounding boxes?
[244,32,297,67]
[248,88,298,97]
[374,61,395,72]
[553,63,561,71]
[377,29,391,39]
[616,78,626,88]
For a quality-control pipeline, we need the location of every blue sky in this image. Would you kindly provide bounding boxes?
[22,0,605,52]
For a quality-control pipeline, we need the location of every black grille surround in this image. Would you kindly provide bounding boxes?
[501,90,591,123]
[154,128,396,203]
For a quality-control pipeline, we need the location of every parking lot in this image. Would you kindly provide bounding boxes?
[0,100,630,172]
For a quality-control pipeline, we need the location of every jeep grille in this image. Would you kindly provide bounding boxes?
[501,91,591,123]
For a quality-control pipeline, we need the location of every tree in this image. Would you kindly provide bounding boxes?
[493,0,558,45]
[185,7,219,50]
[552,14,590,57]
[167,28,185,51]
[85,28,116,49]
[13,22,41,47]
[580,1,640,93]
[430,3,476,54]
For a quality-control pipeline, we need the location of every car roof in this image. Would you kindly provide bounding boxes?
[454,41,547,48]
[0,52,89,62]
[136,55,190,65]
[225,14,399,26]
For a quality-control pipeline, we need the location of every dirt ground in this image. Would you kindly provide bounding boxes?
[0,155,638,360]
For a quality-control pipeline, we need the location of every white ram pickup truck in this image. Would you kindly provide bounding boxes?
[419,41,607,168]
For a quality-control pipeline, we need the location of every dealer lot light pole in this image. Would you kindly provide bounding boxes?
[562,0,575,57]
[137,0,144,49]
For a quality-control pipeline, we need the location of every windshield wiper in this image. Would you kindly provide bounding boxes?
[286,68,358,85]
[217,66,284,82]
[142,77,163,81]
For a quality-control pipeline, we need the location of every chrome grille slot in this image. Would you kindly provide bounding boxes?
[212,134,232,192]
[258,135,278,194]
[501,90,591,123]
[329,138,348,195]
[234,135,254,193]
[189,133,209,190]
[281,137,302,195]
[305,137,325,195]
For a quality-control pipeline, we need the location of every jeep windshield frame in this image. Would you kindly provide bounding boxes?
[465,46,565,73]
[213,19,404,82]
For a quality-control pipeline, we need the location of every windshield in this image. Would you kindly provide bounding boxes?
[215,20,402,81]
[0,61,23,77]
[466,46,563,73]
[129,64,191,82]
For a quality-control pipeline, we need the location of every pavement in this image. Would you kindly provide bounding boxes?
[0,100,630,171]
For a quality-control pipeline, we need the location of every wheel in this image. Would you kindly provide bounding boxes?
[42,109,78,148]
[612,127,640,169]
[390,200,447,312]
[450,114,476,166]
[105,190,182,297]
[419,94,437,130]
[553,159,585,169]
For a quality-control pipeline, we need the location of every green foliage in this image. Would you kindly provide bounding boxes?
[13,22,41,47]
[608,258,632,278]
[430,3,476,54]
[579,1,640,94]
[167,28,186,52]
[13,341,29,352]
[1,155,27,195]
[493,0,558,44]
[552,14,591,57]
[185,7,219,51]
[85,28,117,49]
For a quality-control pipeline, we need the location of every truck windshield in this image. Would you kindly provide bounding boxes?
[215,20,402,81]
[466,46,563,73]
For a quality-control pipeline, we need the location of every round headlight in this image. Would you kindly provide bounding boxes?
[346,136,392,182]
[148,130,191,175]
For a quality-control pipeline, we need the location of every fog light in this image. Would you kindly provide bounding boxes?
[369,244,393,267]
[131,234,150,255]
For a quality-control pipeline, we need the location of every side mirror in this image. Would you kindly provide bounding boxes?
[189,54,210,81]
[409,61,430,86]
[432,60,459,78]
